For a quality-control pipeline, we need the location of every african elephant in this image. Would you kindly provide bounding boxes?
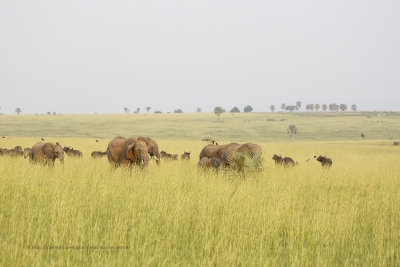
[107,137,149,167]
[199,144,229,160]
[221,143,262,167]
[29,142,64,166]
[197,157,222,169]
[137,136,160,164]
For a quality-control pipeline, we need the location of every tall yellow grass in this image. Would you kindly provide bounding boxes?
[1,138,399,266]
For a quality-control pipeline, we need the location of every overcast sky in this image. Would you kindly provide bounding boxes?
[1,0,399,114]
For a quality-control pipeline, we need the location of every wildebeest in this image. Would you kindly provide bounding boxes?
[272,154,297,167]
[197,157,222,169]
[181,152,191,160]
[1,146,23,157]
[91,151,107,158]
[63,146,83,157]
[23,148,32,158]
[160,151,178,160]
[315,155,332,167]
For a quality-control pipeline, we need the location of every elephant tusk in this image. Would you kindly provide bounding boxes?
[154,156,159,161]
[141,159,144,164]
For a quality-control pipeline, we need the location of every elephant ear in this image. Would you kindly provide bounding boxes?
[43,143,54,158]
[125,143,136,161]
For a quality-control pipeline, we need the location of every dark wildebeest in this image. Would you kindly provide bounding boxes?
[23,148,32,158]
[160,151,178,160]
[63,146,83,157]
[197,157,222,169]
[2,146,23,157]
[272,154,297,167]
[91,151,107,159]
[315,155,332,167]
[181,152,191,160]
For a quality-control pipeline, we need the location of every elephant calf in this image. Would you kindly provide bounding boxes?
[197,157,222,169]
[29,142,64,166]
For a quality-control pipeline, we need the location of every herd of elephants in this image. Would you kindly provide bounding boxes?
[0,136,333,169]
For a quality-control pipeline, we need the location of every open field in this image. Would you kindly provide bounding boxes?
[1,113,400,265]
[1,112,400,142]
[1,136,400,266]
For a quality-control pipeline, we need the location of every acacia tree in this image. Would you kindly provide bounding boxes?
[196,107,202,113]
[146,106,151,113]
[243,105,253,113]
[281,103,286,112]
[15,107,21,115]
[315,104,320,112]
[270,105,275,112]
[322,104,328,111]
[351,104,357,111]
[230,107,240,113]
[329,103,339,112]
[123,107,130,114]
[339,104,347,112]
[214,106,225,120]
[134,108,140,114]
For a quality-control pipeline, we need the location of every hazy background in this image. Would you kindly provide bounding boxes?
[1,0,399,114]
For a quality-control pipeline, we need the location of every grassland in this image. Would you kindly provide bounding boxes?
[1,113,400,266]
[1,112,400,142]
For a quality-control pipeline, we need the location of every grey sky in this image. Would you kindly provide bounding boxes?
[1,0,399,114]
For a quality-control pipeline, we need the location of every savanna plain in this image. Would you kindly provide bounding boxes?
[1,112,400,266]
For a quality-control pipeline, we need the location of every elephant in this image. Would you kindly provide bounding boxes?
[137,136,160,164]
[315,155,332,167]
[197,157,222,169]
[199,144,228,160]
[221,143,262,167]
[29,142,64,166]
[91,151,107,159]
[107,137,149,167]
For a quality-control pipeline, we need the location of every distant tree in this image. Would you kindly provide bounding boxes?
[306,104,311,112]
[154,111,162,114]
[339,104,347,112]
[230,107,240,113]
[296,101,302,111]
[281,103,286,112]
[196,107,202,113]
[351,104,357,112]
[315,104,320,112]
[15,107,21,115]
[214,106,225,120]
[134,108,140,114]
[287,125,297,140]
[146,106,151,113]
[47,112,51,115]
[309,104,314,112]
[329,103,339,112]
[285,105,297,112]
[123,107,130,114]
[174,109,183,113]
[322,104,327,111]
[243,105,253,113]
[53,111,56,115]
[270,105,275,112]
